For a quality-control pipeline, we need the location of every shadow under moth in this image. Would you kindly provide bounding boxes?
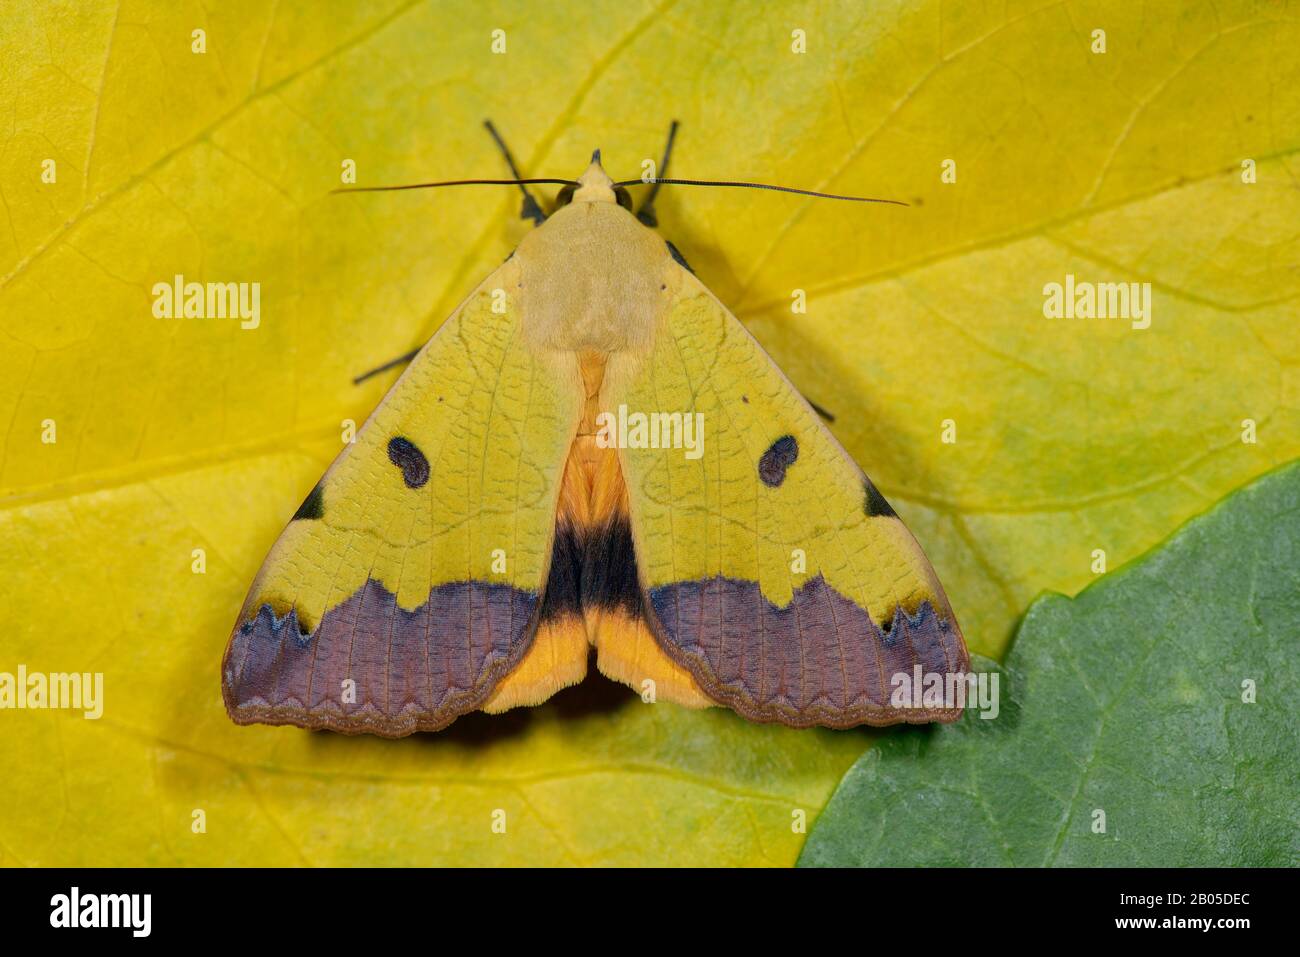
[222,123,970,736]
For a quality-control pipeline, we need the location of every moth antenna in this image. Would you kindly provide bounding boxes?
[333,177,578,194]
[614,177,908,206]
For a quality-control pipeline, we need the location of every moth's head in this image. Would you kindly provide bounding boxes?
[554,149,634,211]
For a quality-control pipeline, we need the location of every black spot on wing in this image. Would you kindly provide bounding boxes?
[665,239,694,273]
[387,437,430,489]
[759,435,799,487]
[863,478,898,518]
[293,484,324,520]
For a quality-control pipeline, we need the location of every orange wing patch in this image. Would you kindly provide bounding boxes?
[488,352,711,712]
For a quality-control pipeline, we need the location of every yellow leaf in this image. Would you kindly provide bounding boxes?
[1,0,1297,865]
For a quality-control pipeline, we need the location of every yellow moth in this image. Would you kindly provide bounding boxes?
[222,122,969,735]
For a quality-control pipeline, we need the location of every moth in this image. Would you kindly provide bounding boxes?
[222,122,970,736]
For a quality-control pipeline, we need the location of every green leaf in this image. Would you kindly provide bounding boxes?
[800,462,1300,867]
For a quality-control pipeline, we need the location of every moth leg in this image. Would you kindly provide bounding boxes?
[636,119,679,227]
[807,398,836,423]
[664,238,694,273]
[352,348,419,385]
[352,119,540,387]
[642,122,697,273]
[483,119,545,225]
